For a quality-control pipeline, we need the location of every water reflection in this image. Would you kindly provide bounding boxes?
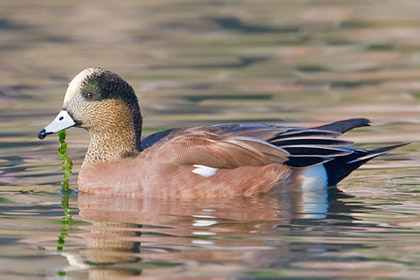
[64,187,360,278]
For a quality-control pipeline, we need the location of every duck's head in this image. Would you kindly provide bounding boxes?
[38,68,143,159]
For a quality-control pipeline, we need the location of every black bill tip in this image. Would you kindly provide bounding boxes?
[38,128,50,140]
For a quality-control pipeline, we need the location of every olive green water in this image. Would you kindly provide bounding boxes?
[1,0,420,279]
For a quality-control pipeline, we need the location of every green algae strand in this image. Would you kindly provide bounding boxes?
[57,130,73,193]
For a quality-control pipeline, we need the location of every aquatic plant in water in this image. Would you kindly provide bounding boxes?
[57,193,72,253]
[57,130,73,193]
[56,130,74,276]
[56,131,73,244]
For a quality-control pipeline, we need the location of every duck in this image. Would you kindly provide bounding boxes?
[38,67,406,198]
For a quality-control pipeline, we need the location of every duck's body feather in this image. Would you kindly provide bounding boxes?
[38,68,407,198]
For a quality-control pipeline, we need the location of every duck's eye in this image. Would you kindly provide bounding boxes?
[85,92,94,99]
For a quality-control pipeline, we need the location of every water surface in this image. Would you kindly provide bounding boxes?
[1,0,420,279]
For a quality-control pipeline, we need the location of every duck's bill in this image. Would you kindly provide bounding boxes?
[38,110,76,139]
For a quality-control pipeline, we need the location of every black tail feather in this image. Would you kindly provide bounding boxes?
[363,142,409,156]
[313,118,370,134]
[282,145,353,158]
[286,156,330,167]
[270,137,353,147]
[270,129,341,140]
[324,142,409,186]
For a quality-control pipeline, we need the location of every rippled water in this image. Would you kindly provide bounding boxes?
[2,0,420,279]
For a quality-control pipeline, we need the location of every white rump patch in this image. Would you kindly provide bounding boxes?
[192,165,218,177]
[299,164,328,190]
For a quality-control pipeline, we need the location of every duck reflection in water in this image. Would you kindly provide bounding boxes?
[61,188,360,278]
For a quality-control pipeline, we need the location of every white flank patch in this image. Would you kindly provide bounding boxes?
[299,164,328,190]
[192,165,218,177]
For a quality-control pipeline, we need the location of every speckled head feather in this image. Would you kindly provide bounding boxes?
[64,67,139,108]
[63,67,142,162]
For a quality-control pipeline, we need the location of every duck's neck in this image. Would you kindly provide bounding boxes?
[84,111,142,163]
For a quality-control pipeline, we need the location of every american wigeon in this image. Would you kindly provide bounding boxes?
[38,68,406,198]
